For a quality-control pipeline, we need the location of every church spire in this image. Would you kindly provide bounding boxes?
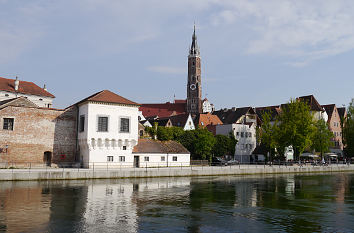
[189,24,200,56]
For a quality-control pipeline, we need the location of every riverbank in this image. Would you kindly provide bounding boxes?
[0,164,354,181]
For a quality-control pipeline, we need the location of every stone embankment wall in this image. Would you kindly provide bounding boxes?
[0,164,353,181]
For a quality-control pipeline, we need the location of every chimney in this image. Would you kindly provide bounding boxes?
[14,76,19,91]
[43,84,47,91]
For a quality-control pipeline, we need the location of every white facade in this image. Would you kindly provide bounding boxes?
[216,123,257,162]
[183,114,195,130]
[78,102,139,168]
[313,110,328,122]
[202,99,214,113]
[0,91,54,108]
[131,153,190,168]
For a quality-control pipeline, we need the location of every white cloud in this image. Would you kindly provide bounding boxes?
[147,66,186,74]
[1,0,354,66]
[210,0,354,65]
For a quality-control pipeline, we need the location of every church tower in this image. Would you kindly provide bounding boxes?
[186,25,202,114]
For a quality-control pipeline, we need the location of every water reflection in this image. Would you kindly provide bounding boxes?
[0,174,353,232]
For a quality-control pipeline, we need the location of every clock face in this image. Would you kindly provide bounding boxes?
[190,84,196,90]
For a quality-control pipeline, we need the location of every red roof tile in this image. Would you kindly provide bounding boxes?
[77,90,139,106]
[140,102,186,118]
[195,113,223,126]
[133,139,189,154]
[0,77,55,98]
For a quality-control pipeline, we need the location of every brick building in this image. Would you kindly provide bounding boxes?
[0,97,77,166]
[322,104,344,155]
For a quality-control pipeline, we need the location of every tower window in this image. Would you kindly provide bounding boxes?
[192,61,195,66]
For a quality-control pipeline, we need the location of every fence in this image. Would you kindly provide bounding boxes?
[0,160,352,171]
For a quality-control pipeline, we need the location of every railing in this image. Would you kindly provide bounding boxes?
[0,160,352,171]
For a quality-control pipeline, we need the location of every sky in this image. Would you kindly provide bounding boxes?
[1,0,354,109]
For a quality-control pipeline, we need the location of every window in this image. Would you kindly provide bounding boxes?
[120,118,130,133]
[140,130,144,137]
[144,156,149,162]
[98,116,108,132]
[79,115,85,132]
[119,156,125,162]
[3,118,14,130]
[249,132,252,137]
[39,98,43,101]
[173,156,177,161]
[245,132,248,138]
[123,146,127,150]
[161,156,165,161]
[236,132,240,137]
[241,132,244,137]
[107,156,113,162]
[5,94,9,97]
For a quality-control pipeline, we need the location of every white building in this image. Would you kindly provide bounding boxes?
[216,123,257,163]
[132,139,190,167]
[202,98,215,113]
[76,90,190,168]
[77,90,140,168]
[0,76,55,108]
[168,113,195,130]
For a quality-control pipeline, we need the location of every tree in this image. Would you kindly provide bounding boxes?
[276,99,315,160]
[312,119,334,158]
[259,111,278,161]
[212,133,237,158]
[343,99,354,158]
[192,129,216,161]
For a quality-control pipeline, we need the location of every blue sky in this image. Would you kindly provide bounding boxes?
[1,0,353,109]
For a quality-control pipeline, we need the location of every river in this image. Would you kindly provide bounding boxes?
[1,173,354,232]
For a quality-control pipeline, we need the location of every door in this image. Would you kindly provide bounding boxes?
[44,151,52,166]
[134,156,139,168]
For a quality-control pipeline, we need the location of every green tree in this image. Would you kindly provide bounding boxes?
[212,134,237,158]
[343,99,354,158]
[259,111,278,161]
[276,99,315,160]
[193,129,216,161]
[312,119,334,158]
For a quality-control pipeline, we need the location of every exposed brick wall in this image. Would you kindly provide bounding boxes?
[328,107,343,150]
[0,106,77,165]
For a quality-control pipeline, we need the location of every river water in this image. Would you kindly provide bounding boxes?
[0,173,354,233]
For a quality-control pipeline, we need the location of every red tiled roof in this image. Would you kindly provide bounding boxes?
[195,113,223,126]
[133,139,189,154]
[77,90,139,106]
[174,99,187,104]
[140,102,186,118]
[0,77,55,98]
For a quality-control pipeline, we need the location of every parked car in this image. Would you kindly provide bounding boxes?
[227,160,239,165]
[211,157,228,166]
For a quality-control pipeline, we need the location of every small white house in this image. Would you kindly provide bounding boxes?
[168,113,195,130]
[132,139,190,167]
[216,123,257,163]
[77,90,140,168]
[202,98,215,113]
[0,76,55,108]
